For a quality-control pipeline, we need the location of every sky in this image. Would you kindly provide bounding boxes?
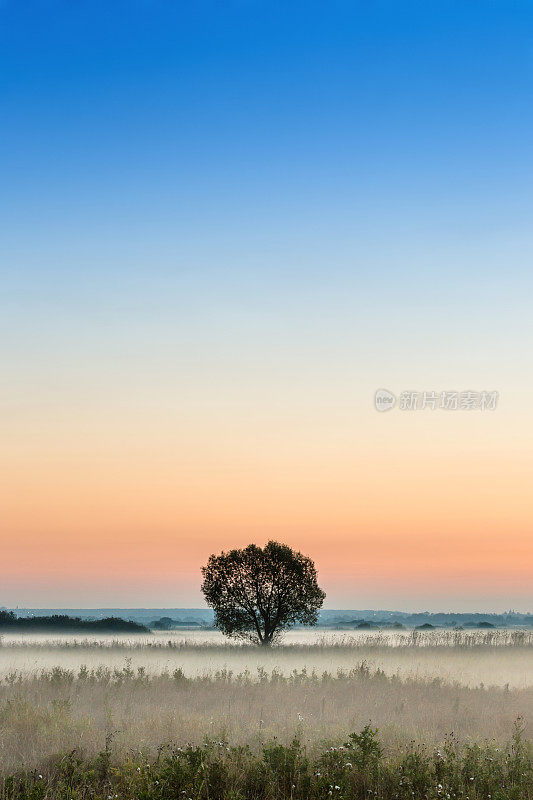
[1,1,532,612]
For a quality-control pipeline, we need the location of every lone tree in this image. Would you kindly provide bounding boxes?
[201,541,325,646]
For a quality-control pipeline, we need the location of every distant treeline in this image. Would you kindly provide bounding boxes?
[320,610,533,629]
[144,610,533,630]
[0,611,148,633]
[6,608,533,631]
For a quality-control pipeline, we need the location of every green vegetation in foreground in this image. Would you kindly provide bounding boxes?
[1,722,532,800]
[0,611,148,633]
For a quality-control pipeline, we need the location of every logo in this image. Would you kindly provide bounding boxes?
[374,389,396,412]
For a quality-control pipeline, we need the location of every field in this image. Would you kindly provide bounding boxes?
[0,629,532,798]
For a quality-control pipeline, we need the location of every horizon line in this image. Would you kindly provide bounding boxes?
[5,606,531,616]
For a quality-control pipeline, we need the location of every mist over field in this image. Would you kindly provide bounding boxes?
[1,628,532,775]
[1,629,533,688]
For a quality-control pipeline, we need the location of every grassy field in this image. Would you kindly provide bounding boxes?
[1,632,532,798]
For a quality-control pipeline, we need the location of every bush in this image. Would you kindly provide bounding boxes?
[1,724,532,800]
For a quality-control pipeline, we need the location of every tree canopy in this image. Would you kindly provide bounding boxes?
[201,541,325,645]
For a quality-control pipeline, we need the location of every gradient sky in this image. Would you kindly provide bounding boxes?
[1,1,533,611]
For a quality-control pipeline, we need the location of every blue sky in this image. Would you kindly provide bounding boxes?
[3,1,532,390]
[3,0,533,263]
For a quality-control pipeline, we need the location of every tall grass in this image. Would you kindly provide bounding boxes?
[1,663,532,772]
[2,628,533,650]
[1,634,532,797]
[1,719,532,799]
